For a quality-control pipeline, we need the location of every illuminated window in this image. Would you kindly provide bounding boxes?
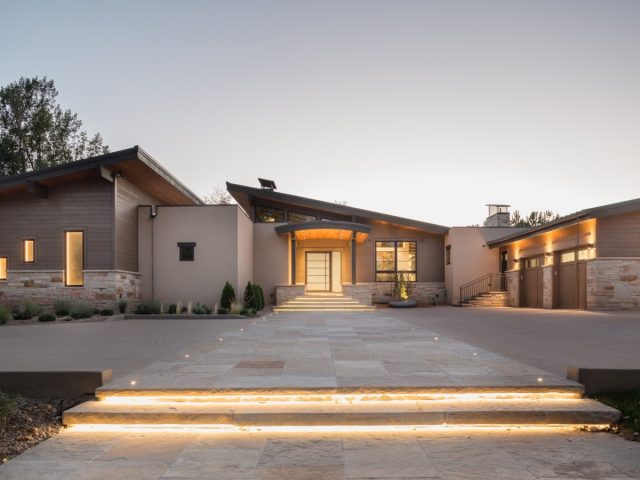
[178,242,196,261]
[0,257,7,280]
[23,239,35,263]
[65,231,84,286]
[288,211,316,223]
[375,241,417,281]
[561,251,576,263]
[577,249,589,261]
[255,205,284,223]
[445,245,451,265]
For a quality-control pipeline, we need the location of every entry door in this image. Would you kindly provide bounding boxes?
[306,252,331,292]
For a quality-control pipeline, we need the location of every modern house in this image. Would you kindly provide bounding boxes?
[1,146,639,311]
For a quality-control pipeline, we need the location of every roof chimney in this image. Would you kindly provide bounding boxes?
[485,204,511,227]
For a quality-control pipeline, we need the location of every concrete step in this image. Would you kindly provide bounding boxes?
[274,293,374,312]
[64,397,619,427]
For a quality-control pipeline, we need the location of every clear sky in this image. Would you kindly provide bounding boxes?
[1,0,639,226]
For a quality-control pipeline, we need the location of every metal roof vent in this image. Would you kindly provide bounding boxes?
[258,178,277,190]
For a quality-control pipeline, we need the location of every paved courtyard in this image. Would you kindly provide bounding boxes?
[2,428,639,480]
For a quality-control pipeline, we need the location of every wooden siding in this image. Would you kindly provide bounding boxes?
[596,211,640,257]
[115,177,163,272]
[357,222,445,282]
[0,177,114,271]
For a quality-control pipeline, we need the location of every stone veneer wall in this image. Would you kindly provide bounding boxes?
[275,285,305,305]
[542,266,553,309]
[506,270,520,307]
[0,270,141,309]
[370,282,447,306]
[587,258,640,310]
[342,284,373,305]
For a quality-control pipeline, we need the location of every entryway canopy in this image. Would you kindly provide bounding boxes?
[275,220,371,243]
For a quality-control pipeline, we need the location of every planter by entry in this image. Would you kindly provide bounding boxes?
[389,300,417,308]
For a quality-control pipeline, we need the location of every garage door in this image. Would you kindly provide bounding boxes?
[521,256,544,308]
[557,249,588,309]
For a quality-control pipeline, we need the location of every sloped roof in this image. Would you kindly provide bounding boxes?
[227,182,449,234]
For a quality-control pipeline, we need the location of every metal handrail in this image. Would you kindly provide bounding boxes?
[459,273,507,304]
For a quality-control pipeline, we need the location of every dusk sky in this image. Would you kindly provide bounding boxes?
[1,0,639,226]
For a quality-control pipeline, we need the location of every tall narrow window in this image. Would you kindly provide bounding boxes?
[23,239,35,263]
[0,257,7,280]
[65,231,84,286]
[445,245,451,265]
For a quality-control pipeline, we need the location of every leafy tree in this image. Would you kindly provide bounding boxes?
[220,281,236,310]
[510,210,560,228]
[203,186,233,205]
[0,76,108,176]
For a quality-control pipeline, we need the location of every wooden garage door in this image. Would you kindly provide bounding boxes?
[521,256,544,308]
[558,249,588,309]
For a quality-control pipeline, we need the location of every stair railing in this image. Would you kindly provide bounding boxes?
[459,273,507,304]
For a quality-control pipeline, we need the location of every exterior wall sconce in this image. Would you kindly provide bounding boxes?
[513,258,519,263]
[587,243,594,249]
[545,252,552,257]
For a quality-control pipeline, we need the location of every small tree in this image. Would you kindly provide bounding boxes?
[392,272,413,301]
[220,281,236,310]
[243,282,257,309]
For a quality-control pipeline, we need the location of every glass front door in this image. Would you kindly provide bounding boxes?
[306,252,331,291]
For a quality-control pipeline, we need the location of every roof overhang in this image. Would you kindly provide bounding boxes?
[275,221,372,243]
[0,146,203,205]
[227,182,449,235]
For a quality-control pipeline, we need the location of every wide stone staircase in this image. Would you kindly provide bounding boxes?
[460,291,509,307]
[273,292,375,313]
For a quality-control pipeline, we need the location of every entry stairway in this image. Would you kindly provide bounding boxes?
[460,291,509,307]
[64,385,619,432]
[273,292,375,313]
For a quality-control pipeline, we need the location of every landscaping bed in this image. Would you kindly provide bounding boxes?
[592,389,640,441]
[0,392,81,463]
[0,298,123,327]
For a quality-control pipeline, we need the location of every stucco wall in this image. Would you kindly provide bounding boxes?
[236,209,254,295]
[252,223,289,305]
[445,227,520,304]
[139,205,248,306]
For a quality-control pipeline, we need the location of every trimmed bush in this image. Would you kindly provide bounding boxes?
[192,303,212,315]
[243,282,257,310]
[220,282,235,310]
[99,308,114,316]
[253,284,265,310]
[70,300,94,319]
[12,299,44,320]
[53,298,72,316]
[38,313,56,322]
[134,300,162,315]
[0,305,12,325]
[180,306,188,314]
[217,307,229,315]
[117,299,128,314]
[168,304,177,314]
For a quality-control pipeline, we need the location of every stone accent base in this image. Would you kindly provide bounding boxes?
[275,285,305,305]
[342,284,373,305]
[506,270,520,307]
[542,265,553,309]
[0,270,141,309]
[371,282,447,306]
[587,258,640,310]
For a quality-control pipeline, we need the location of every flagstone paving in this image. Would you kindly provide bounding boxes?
[97,311,579,395]
[2,428,639,479]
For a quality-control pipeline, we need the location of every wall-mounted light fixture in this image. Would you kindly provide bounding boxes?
[587,243,594,249]
[513,258,519,263]
[545,252,552,257]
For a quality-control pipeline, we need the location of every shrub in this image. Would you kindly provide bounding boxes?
[192,303,212,315]
[253,284,265,310]
[230,301,243,315]
[243,282,257,310]
[117,299,128,314]
[12,299,44,320]
[217,307,229,315]
[134,300,161,315]
[220,281,235,310]
[100,308,114,316]
[0,305,12,324]
[38,313,56,322]
[168,304,177,314]
[92,308,100,315]
[0,392,18,423]
[53,298,72,316]
[240,308,256,317]
[180,306,188,314]
[70,300,94,319]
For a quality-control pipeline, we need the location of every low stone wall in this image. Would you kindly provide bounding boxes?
[275,284,305,305]
[587,258,640,310]
[370,282,447,306]
[0,270,141,309]
[342,284,372,305]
